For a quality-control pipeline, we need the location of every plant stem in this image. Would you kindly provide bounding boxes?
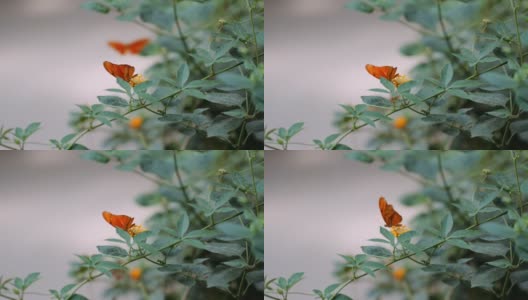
[246,0,259,64]
[172,0,191,55]
[172,151,191,203]
[247,150,260,215]
[512,151,523,213]
[436,0,455,55]
[510,0,523,65]
[437,153,455,203]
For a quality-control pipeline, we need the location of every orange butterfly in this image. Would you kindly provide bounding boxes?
[108,38,150,55]
[103,61,136,82]
[102,211,135,231]
[365,64,399,81]
[379,197,402,227]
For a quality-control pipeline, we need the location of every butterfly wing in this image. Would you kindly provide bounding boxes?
[102,211,135,231]
[365,64,399,80]
[108,41,128,55]
[379,197,402,227]
[127,38,150,55]
[103,61,135,82]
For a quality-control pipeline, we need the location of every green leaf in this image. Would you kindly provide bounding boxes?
[97,245,128,257]
[80,151,110,164]
[470,242,509,256]
[218,73,253,90]
[486,108,511,118]
[361,96,392,108]
[23,272,40,288]
[450,79,482,89]
[204,242,245,256]
[207,118,243,138]
[481,73,517,90]
[480,222,516,239]
[287,272,304,288]
[201,92,245,106]
[361,246,392,257]
[287,122,304,137]
[471,268,506,288]
[139,2,173,31]
[69,294,89,300]
[206,268,243,289]
[223,109,246,118]
[345,1,375,13]
[441,213,453,237]
[81,1,110,14]
[177,63,190,87]
[470,118,506,139]
[345,151,375,163]
[98,111,127,120]
[440,63,453,88]
[176,211,190,237]
[98,96,128,107]
[380,227,395,245]
[140,154,173,180]
[24,122,41,137]
[216,222,251,240]
[486,258,512,269]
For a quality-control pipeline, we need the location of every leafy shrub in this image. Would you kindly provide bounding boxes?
[1,150,264,300]
[0,0,263,150]
[266,151,528,299]
[265,0,528,150]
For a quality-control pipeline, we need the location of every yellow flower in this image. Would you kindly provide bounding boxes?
[129,116,144,130]
[129,74,146,87]
[393,116,408,129]
[127,224,146,237]
[392,267,406,281]
[129,267,142,281]
[390,225,410,237]
[391,74,411,87]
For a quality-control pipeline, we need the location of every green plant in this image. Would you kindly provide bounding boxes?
[0,0,263,150]
[266,151,528,299]
[1,150,264,300]
[265,0,528,150]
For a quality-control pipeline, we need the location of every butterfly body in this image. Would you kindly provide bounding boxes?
[365,64,399,81]
[102,211,135,231]
[108,38,149,55]
[379,196,402,227]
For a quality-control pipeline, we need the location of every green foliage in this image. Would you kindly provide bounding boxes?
[266,0,528,150]
[0,272,40,300]
[267,151,528,299]
[4,150,263,300]
[2,0,264,150]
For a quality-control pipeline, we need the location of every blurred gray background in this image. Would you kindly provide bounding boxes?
[265,151,420,299]
[265,0,420,149]
[0,152,156,298]
[0,0,155,149]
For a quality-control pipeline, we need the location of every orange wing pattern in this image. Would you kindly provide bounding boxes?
[108,38,149,55]
[103,61,136,82]
[379,197,402,227]
[102,211,135,231]
[365,64,399,81]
